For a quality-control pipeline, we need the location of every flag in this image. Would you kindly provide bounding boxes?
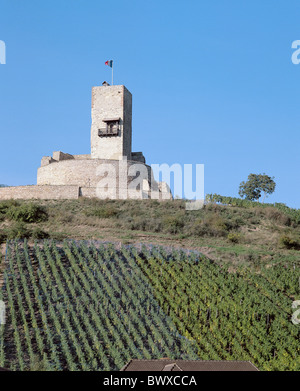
[105,60,113,68]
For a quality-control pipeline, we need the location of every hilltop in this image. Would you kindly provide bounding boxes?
[0,195,299,269]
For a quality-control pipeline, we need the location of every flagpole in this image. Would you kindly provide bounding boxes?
[112,61,114,85]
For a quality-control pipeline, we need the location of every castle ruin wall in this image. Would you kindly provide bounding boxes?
[0,185,79,200]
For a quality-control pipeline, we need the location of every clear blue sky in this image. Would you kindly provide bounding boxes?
[1,0,300,207]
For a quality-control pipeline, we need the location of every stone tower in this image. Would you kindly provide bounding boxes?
[91,84,132,160]
[9,82,173,201]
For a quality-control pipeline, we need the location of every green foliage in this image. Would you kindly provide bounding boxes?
[30,227,49,239]
[0,200,20,214]
[239,174,261,201]
[0,223,48,241]
[239,173,276,202]
[162,215,184,234]
[134,246,300,371]
[29,354,49,371]
[6,203,48,223]
[0,232,6,244]
[1,241,299,371]
[206,194,300,226]
[227,232,242,243]
[278,235,300,250]
[238,250,261,266]
[194,216,227,237]
[0,240,198,371]
[129,217,148,231]
[5,222,31,239]
[85,206,119,218]
[264,207,291,226]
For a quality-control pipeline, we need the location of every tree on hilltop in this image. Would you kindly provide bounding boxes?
[239,173,276,202]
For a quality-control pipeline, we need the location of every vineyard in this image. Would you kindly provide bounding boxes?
[134,245,300,370]
[0,240,198,370]
[0,239,299,371]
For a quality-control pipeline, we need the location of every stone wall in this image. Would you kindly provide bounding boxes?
[35,158,172,200]
[0,184,171,201]
[90,85,132,160]
[41,153,92,167]
[41,156,56,167]
[52,151,74,161]
[37,158,153,188]
[0,185,79,200]
[79,187,150,199]
[73,154,91,160]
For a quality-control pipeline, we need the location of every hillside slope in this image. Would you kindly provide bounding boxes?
[1,196,300,268]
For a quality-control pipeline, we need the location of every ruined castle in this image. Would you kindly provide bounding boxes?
[0,83,171,200]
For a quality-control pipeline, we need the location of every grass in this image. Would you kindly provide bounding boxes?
[0,197,299,267]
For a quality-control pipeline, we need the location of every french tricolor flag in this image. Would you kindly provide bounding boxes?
[105,60,113,68]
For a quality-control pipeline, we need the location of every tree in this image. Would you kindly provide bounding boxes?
[239,173,276,202]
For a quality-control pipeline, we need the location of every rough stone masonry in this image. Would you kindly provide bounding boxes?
[0,83,172,200]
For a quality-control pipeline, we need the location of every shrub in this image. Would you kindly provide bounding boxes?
[195,215,228,237]
[202,214,226,228]
[150,200,160,207]
[6,222,31,239]
[227,232,242,243]
[204,203,222,212]
[192,218,227,238]
[249,217,260,225]
[238,250,261,265]
[31,227,49,239]
[0,200,20,215]
[85,206,119,218]
[6,203,48,223]
[225,216,245,230]
[127,206,142,217]
[153,221,163,233]
[162,215,184,234]
[130,217,148,231]
[126,216,162,233]
[48,232,68,241]
[0,231,7,244]
[264,207,291,226]
[192,221,207,237]
[162,200,185,210]
[278,235,300,250]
